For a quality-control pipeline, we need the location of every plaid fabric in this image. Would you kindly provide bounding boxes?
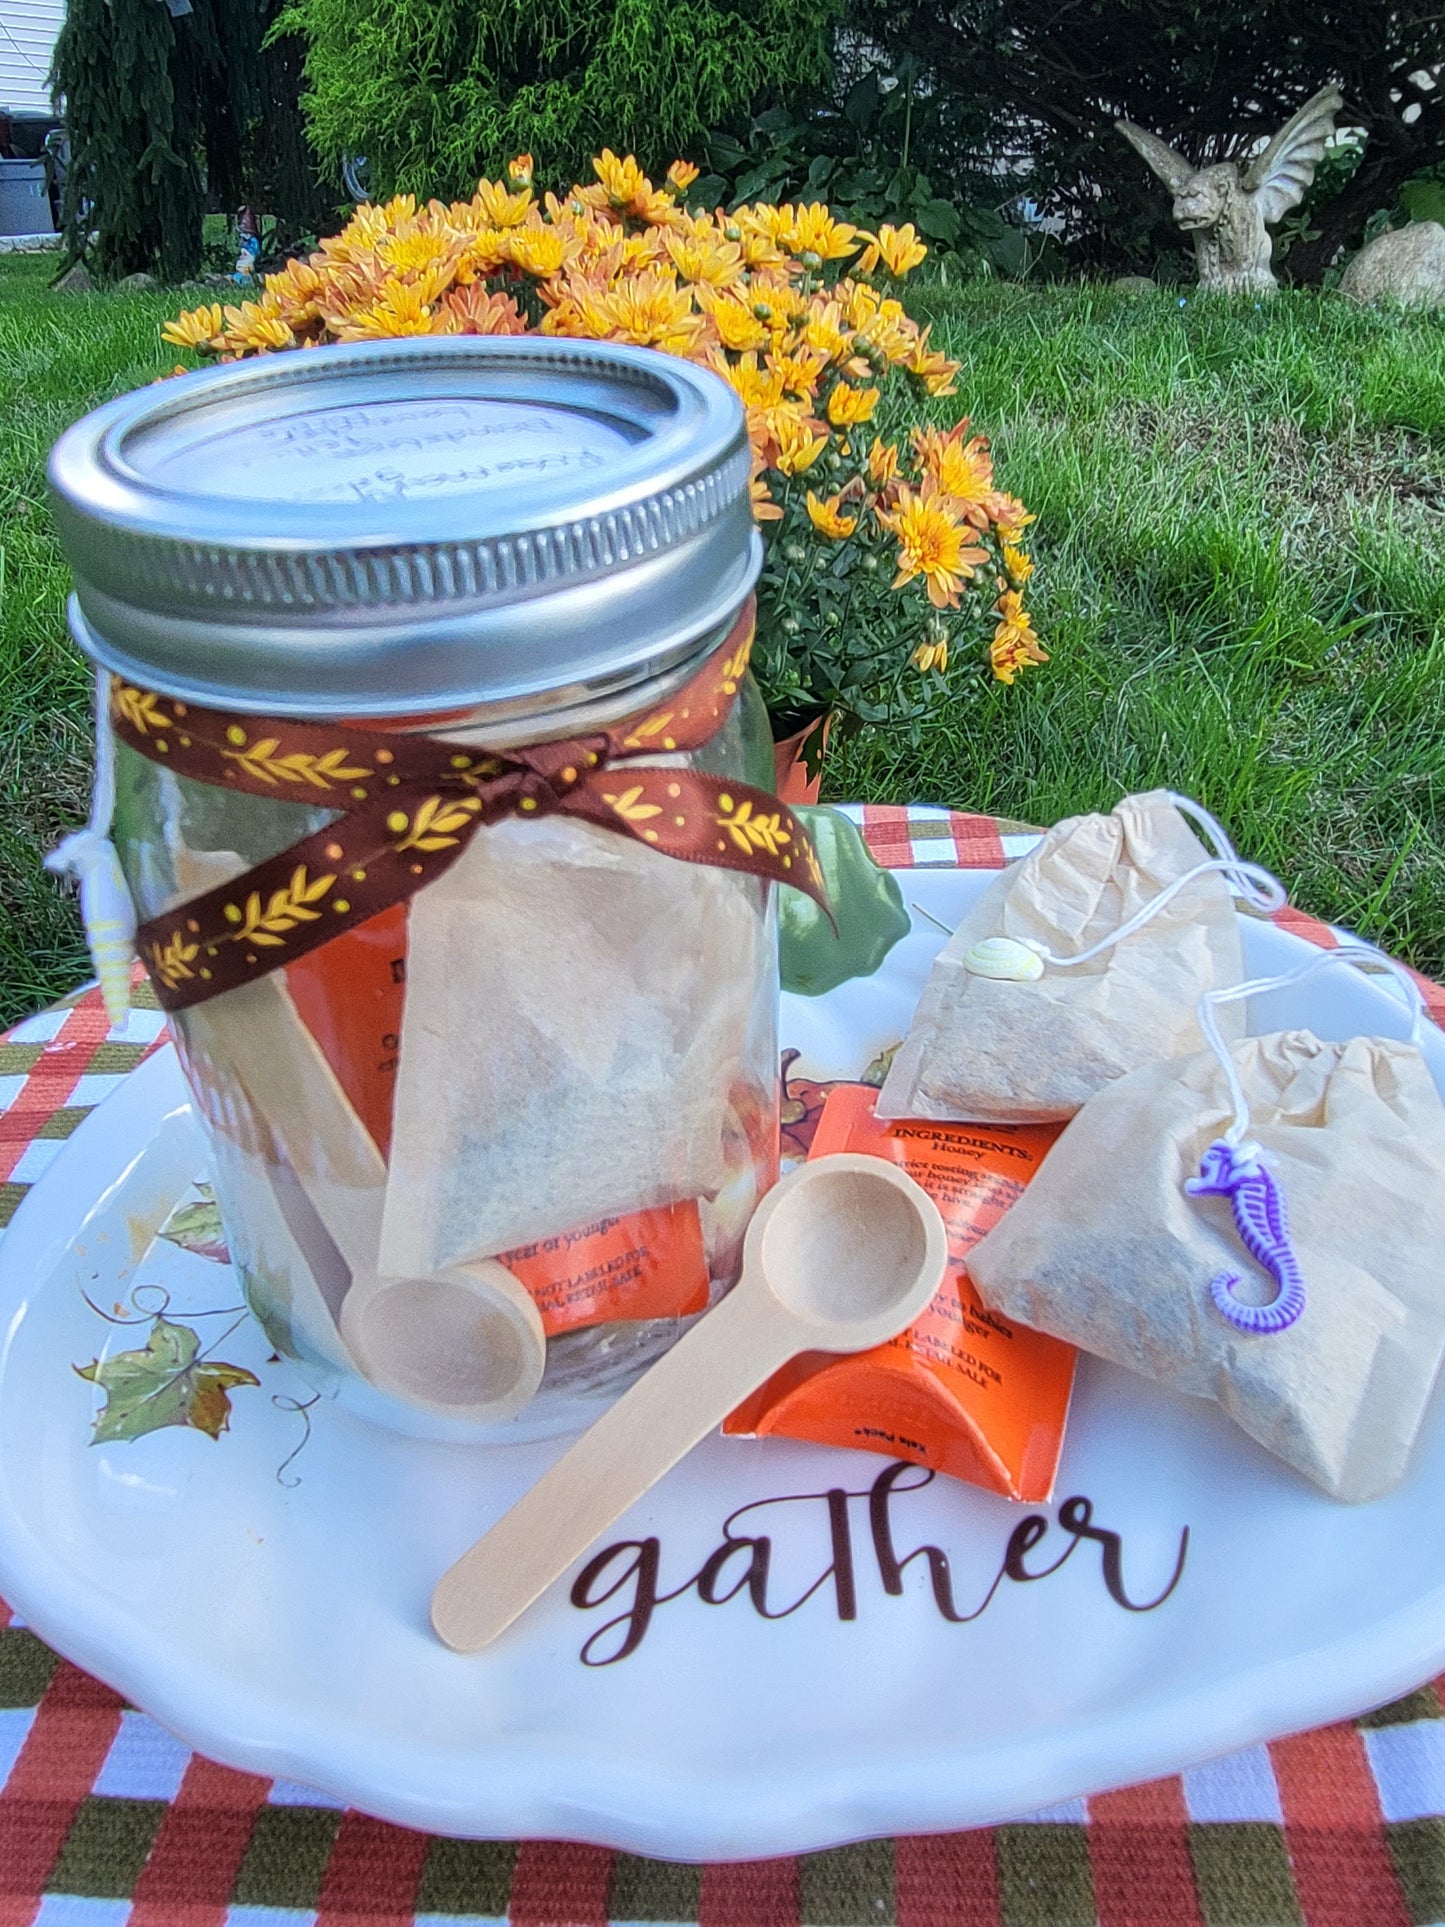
[2,805,1445,1927]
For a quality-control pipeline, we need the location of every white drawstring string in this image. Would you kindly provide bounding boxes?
[950,793,1288,980]
[1196,942,1427,1146]
[1027,854,1286,969]
[1023,793,1286,969]
[44,670,137,1027]
[1163,792,1287,916]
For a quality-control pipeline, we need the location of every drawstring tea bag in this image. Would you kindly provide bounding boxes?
[1178,951,1426,1336]
[967,944,1445,1502]
[878,791,1285,1125]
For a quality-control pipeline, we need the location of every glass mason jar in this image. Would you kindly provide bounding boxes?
[49,337,783,1443]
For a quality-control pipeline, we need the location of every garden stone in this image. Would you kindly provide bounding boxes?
[53,262,93,293]
[117,271,157,291]
[1340,223,1445,309]
[1117,85,1342,294]
[1112,276,1157,294]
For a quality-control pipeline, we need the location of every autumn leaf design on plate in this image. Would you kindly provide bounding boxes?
[157,1185,230,1264]
[75,1317,259,1444]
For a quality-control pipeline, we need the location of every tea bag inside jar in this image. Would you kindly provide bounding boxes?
[380,810,766,1274]
[967,947,1445,1503]
[879,791,1278,1125]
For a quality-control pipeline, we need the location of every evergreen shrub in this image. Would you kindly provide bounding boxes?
[274,0,840,199]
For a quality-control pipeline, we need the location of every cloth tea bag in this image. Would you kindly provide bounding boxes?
[967,944,1445,1502]
[380,810,765,1274]
[878,791,1284,1125]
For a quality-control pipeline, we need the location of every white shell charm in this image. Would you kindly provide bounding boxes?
[963,936,1046,981]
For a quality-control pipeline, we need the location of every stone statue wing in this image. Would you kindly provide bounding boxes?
[1242,85,1345,225]
[1115,120,1197,196]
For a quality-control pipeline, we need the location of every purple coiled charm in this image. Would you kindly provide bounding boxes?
[1185,1138,1306,1334]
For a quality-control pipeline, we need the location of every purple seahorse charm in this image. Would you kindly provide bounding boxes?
[1185,1138,1306,1334]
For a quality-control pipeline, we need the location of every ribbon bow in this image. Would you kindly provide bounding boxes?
[113,606,830,1012]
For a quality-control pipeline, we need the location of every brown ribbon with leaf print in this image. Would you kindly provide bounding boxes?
[116,603,829,1013]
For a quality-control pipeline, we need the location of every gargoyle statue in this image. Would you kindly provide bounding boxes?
[1116,85,1344,294]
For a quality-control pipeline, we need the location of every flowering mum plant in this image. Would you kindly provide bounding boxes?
[163,151,1044,746]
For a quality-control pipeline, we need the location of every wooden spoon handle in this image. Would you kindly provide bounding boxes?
[431,1279,797,1653]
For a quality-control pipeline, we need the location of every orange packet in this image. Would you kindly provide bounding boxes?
[502,1202,710,1336]
[284,906,709,1333]
[285,902,408,1159]
[724,1084,1077,1502]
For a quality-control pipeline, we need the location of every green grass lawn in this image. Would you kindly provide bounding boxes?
[2,253,1444,1026]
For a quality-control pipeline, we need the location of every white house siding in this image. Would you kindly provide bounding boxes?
[0,0,65,115]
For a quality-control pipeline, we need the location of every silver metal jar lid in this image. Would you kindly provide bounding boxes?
[49,336,760,718]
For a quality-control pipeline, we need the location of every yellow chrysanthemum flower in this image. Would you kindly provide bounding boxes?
[502,223,571,277]
[264,255,323,301]
[221,298,296,353]
[826,383,879,427]
[991,632,1045,683]
[664,229,744,287]
[470,178,535,229]
[805,491,858,540]
[990,494,1037,544]
[591,149,651,209]
[801,300,854,364]
[701,290,771,353]
[1002,543,1034,586]
[842,280,878,328]
[911,638,949,674]
[378,227,463,276]
[773,412,830,477]
[878,487,989,609]
[719,349,784,409]
[666,159,700,193]
[904,325,960,396]
[991,593,1049,683]
[852,296,917,365]
[331,281,440,342]
[323,204,391,259]
[782,203,860,262]
[866,437,900,485]
[566,270,705,354]
[750,474,784,522]
[508,153,535,187]
[442,285,529,335]
[771,346,828,398]
[579,150,680,226]
[161,303,226,352]
[737,202,795,245]
[915,424,995,524]
[858,222,928,278]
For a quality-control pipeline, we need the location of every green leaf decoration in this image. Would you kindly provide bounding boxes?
[780,806,911,997]
[158,1190,230,1263]
[75,1318,259,1445]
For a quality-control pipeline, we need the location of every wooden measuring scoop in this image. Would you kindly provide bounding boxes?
[431,1152,948,1652]
[222,977,546,1425]
[169,846,546,1424]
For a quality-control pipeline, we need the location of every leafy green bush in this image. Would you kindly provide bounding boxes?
[693,62,1052,279]
[276,0,840,199]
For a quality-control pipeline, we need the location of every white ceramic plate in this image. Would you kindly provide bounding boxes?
[0,871,1443,1861]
